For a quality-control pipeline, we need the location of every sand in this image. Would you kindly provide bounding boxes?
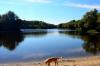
[0,56,100,66]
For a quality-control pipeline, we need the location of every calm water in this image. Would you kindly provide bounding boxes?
[0,29,100,63]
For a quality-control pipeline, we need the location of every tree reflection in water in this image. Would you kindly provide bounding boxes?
[0,31,24,51]
[0,30,48,51]
[59,31,100,55]
[82,34,100,54]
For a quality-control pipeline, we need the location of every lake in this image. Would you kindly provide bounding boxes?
[0,29,100,64]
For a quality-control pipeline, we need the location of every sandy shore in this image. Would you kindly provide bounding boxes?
[0,56,100,66]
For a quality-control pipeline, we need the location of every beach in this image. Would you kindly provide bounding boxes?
[0,56,100,66]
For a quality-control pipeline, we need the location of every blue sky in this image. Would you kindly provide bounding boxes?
[0,0,100,24]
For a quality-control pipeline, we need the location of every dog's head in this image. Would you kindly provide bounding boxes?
[58,57,63,61]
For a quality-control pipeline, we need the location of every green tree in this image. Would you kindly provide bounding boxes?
[81,9,98,31]
[0,11,20,31]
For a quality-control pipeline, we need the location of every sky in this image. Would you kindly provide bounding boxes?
[0,0,100,25]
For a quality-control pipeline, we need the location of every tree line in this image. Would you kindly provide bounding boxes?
[0,11,56,31]
[58,9,100,33]
[0,9,100,32]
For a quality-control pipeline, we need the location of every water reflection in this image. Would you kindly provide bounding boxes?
[0,32,24,51]
[0,30,100,55]
[59,31,81,38]
[0,30,48,51]
[59,31,100,55]
[23,30,48,37]
[82,34,100,54]
[0,29,100,63]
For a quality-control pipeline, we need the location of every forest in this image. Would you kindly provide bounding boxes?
[58,9,100,33]
[0,11,56,31]
[0,9,100,33]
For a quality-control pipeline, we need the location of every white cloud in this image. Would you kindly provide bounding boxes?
[65,2,100,9]
[0,0,52,6]
[25,0,52,3]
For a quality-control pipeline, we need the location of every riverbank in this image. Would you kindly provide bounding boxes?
[0,56,100,66]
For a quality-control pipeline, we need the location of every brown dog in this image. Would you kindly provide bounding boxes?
[44,57,62,66]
